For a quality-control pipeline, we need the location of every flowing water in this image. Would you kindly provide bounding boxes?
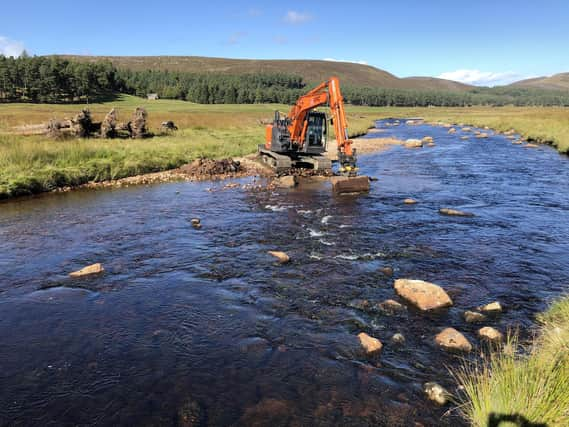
[1,121,568,426]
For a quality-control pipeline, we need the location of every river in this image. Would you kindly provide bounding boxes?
[1,120,568,426]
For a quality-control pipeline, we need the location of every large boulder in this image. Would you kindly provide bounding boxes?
[439,208,475,217]
[394,279,453,311]
[478,301,502,313]
[478,327,503,343]
[435,327,472,353]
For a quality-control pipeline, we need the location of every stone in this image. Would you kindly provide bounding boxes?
[524,143,539,148]
[275,175,297,188]
[405,139,423,148]
[331,176,370,194]
[422,136,434,143]
[394,279,452,311]
[478,301,502,313]
[460,136,469,140]
[100,108,117,138]
[512,140,523,145]
[461,127,471,132]
[379,266,394,276]
[190,218,200,225]
[435,328,472,353]
[475,132,489,139]
[448,128,457,134]
[427,142,436,147]
[377,298,406,314]
[69,263,104,278]
[423,382,450,405]
[268,251,290,263]
[478,326,503,343]
[358,332,383,355]
[439,208,474,217]
[464,310,487,323]
[404,198,417,204]
[130,107,148,139]
[391,333,406,345]
[506,135,516,140]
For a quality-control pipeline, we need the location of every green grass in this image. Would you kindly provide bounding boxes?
[455,296,569,427]
[1,97,568,198]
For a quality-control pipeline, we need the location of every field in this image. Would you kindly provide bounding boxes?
[1,96,568,199]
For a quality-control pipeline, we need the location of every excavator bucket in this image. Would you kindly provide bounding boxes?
[331,176,370,194]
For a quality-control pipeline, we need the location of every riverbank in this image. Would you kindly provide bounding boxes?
[1,98,568,199]
[457,296,569,426]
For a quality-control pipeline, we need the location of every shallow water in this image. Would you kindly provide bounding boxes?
[1,120,568,426]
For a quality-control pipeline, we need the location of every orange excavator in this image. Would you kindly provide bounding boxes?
[259,77,358,177]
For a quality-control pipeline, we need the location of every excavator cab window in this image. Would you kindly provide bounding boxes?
[306,112,326,148]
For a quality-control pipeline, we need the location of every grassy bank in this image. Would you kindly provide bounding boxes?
[1,97,568,198]
[457,297,569,426]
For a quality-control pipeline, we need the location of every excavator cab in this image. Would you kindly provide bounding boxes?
[304,111,327,154]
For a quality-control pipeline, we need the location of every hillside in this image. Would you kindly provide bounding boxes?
[511,73,569,91]
[58,55,473,92]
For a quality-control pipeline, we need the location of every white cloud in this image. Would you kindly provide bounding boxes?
[284,11,312,24]
[437,69,527,86]
[0,36,25,57]
[323,58,368,65]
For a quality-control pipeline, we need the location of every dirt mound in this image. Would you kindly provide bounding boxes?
[179,158,242,176]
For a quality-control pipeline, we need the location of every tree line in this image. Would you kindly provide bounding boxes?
[1,55,569,107]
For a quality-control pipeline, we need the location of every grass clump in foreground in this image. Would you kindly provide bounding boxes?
[456,297,569,427]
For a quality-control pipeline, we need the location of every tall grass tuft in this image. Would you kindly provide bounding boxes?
[455,298,569,427]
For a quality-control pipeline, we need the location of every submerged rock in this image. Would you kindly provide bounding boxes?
[478,326,503,343]
[423,382,450,405]
[377,299,407,314]
[404,198,417,205]
[461,127,471,132]
[422,136,434,143]
[460,136,469,140]
[379,266,394,277]
[394,279,453,311]
[463,310,487,323]
[358,332,383,355]
[435,327,472,353]
[69,263,104,278]
[439,208,475,217]
[391,333,406,345]
[268,251,290,263]
[448,128,457,134]
[478,301,502,313]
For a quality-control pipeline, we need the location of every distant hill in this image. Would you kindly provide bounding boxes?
[510,73,569,91]
[58,55,473,92]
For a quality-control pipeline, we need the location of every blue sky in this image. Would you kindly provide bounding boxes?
[1,0,567,86]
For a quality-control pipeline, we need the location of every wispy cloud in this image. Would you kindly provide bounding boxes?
[284,11,312,24]
[323,58,368,65]
[0,36,25,57]
[227,31,247,45]
[437,69,529,86]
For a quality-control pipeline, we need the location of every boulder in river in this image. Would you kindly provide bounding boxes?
[463,310,487,323]
[379,266,394,276]
[478,326,503,343]
[274,175,297,188]
[524,143,539,148]
[439,208,475,217]
[461,127,471,132]
[69,263,104,278]
[423,382,450,405]
[478,301,502,313]
[403,198,417,205]
[377,298,407,314]
[394,279,453,311]
[475,132,489,139]
[460,136,469,140]
[268,251,290,263]
[435,327,472,353]
[358,332,383,355]
[448,128,457,134]
[404,139,423,149]
[422,136,434,143]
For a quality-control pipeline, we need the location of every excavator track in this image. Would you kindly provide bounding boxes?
[258,145,332,173]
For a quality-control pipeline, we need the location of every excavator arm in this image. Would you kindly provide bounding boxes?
[286,77,357,175]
